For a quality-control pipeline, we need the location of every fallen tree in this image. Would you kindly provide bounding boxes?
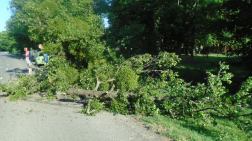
[65,52,181,114]
[67,78,120,99]
[66,57,252,120]
[66,77,135,114]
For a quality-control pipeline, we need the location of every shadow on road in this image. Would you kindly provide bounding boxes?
[5,68,35,77]
[58,99,84,104]
[0,94,7,98]
[2,54,23,60]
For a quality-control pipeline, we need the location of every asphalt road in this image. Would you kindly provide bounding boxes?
[0,51,30,83]
[0,52,168,141]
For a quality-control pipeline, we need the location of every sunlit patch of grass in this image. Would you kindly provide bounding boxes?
[141,115,213,140]
[140,113,251,141]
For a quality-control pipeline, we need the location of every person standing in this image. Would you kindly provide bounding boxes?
[24,47,32,75]
[29,48,34,62]
[38,44,48,64]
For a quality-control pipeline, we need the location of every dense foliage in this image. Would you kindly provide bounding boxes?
[0,0,251,140]
[106,0,229,58]
[0,31,17,52]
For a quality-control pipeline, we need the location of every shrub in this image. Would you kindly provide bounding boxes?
[109,94,130,115]
[9,88,27,101]
[116,66,139,92]
[46,56,79,91]
[1,74,39,95]
[79,69,96,90]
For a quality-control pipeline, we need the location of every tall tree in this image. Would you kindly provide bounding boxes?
[6,0,35,53]
[0,31,17,52]
[7,0,106,68]
[222,0,252,54]
[222,0,252,71]
[107,0,161,57]
[107,0,225,58]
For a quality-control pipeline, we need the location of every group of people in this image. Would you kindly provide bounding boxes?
[24,44,48,75]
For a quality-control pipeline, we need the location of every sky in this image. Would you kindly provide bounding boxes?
[103,18,109,29]
[0,0,11,32]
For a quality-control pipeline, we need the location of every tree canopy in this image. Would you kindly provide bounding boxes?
[2,0,107,68]
[1,0,251,59]
[106,0,227,58]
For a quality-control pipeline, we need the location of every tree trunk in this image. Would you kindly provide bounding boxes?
[206,46,209,58]
[190,45,195,57]
[191,0,199,58]
[67,89,108,97]
[184,42,188,55]
[177,40,182,58]
[198,44,201,54]
[146,11,158,55]
[67,88,134,99]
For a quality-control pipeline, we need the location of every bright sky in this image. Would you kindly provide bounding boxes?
[0,0,11,32]
[103,18,109,29]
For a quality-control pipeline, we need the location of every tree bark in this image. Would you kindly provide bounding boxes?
[185,42,188,55]
[67,88,108,98]
[191,0,199,58]
[198,44,201,54]
[67,88,134,99]
[206,46,209,58]
[190,44,195,57]
[177,40,182,58]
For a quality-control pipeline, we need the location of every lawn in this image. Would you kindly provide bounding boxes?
[140,107,252,140]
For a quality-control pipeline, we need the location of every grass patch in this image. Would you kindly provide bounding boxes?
[141,115,212,140]
[140,112,252,141]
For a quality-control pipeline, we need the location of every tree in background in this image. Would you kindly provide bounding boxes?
[222,0,252,53]
[107,0,160,57]
[222,0,252,71]
[6,0,106,68]
[0,31,18,53]
[6,0,35,53]
[107,0,226,58]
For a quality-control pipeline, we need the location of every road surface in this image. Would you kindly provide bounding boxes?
[0,51,30,83]
[0,52,168,141]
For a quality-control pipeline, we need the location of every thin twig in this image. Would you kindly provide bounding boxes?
[86,99,96,114]
[94,77,103,91]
